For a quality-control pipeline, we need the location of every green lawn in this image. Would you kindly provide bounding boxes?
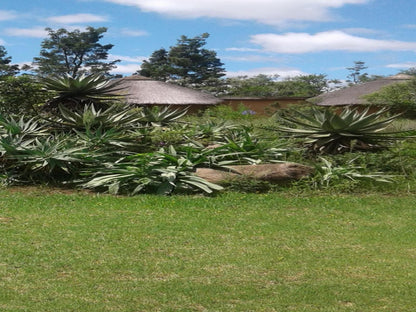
[1,188,415,311]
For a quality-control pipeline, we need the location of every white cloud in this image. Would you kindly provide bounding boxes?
[111,63,141,74]
[0,10,17,21]
[0,38,5,45]
[120,28,148,37]
[251,31,416,53]
[386,62,416,69]
[102,0,368,26]
[225,47,262,52]
[4,27,48,38]
[226,67,305,78]
[223,54,284,63]
[45,13,108,24]
[109,54,147,62]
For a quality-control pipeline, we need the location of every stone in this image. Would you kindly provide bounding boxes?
[195,163,313,184]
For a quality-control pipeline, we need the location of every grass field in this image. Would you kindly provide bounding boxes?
[1,188,416,311]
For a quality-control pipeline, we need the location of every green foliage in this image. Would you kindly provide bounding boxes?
[41,74,126,111]
[0,135,87,184]
[54,104,142,131]
[0,75,50,116]
[0,114,48,138]
[307,157,395,190]
[346,60,369,84]
[223,74,331,97]
[138,33,225,90]
[139,105,188,126]
[83,146,224,195]
[33,27,119,77]
[276,74,331,96]
[0,45,19,77]
[224,74,280,97]
[364,78,416,117]
[274,106,405,154]
[138,48,170,81]
[217,126,286,164]
[201,104,258,121]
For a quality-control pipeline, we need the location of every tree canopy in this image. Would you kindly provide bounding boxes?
[0,46,19,78]
[33,27,119,77]
[138,33,225,90]
[223,74,331,97]
[364,78,416,117]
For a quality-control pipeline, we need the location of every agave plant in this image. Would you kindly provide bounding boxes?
[0,115,49,138]
[139,105,188,126]
[0,135,88,184]
[275,106,404,154]
[53,103,143,131]
[82,145,224,195]
[309,157,395,189]
[42,74,126,111]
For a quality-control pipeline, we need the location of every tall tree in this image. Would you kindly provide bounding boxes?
[137,33,225,90]
[346,61,369,84]
[140,48,170,81]
[0,46,19,77]
[33,27,119,77]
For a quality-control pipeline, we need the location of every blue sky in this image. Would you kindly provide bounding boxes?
[1,0,416,80]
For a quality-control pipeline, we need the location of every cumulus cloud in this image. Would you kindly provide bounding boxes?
[4,27,48,38]
[250,31,416,53]
[0,10,17,21]
[226,67,305,78]
[102,0,368,25]
[45,13,108,24]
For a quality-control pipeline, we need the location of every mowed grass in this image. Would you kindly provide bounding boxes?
[0,188,415,311]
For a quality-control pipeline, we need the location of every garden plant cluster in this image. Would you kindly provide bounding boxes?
[0,74,415,195]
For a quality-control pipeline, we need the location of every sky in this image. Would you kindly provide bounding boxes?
[1,0,416,80]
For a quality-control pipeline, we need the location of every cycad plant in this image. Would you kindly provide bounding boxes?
[275,106,405,154]
[42,74,126,111]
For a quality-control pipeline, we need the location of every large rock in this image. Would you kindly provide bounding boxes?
[196,163,313,184]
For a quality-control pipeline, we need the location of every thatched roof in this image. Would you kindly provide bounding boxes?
[310,74,413,106]
[116,75,221,106]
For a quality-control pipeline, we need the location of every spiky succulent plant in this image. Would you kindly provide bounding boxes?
[275,107,405,154]
[42,74,126,111]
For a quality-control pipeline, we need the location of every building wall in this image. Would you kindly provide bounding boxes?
[220,97,310,116]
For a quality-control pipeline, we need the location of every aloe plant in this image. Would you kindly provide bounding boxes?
[275,107,405,154]
[54,104,143,131]
[139,105,188,126]
[42,74,126,111]
[0,115,49,138]
[0,135,88,184]
[82,146,224,195]
[310,157,395,189]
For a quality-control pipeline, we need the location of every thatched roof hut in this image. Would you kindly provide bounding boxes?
[116,75,221,112]
[309,74,413,107]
